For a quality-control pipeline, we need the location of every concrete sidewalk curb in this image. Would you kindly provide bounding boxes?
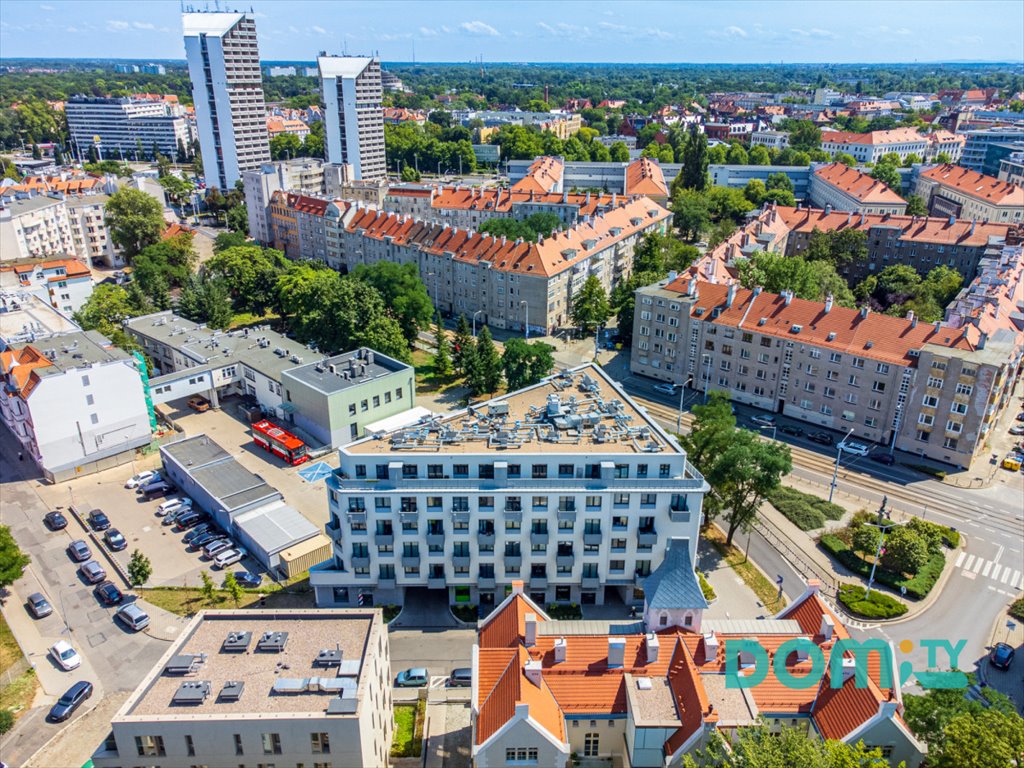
[979,600,1024,690]
[19,693,103,768]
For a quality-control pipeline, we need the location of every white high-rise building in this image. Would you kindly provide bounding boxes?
[65,96,191,161]
[183,11,271,191]
[318,55,386,180]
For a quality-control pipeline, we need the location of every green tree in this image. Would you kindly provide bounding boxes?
[214,231,249,253]
[352,261,434,344]
[632,232,698,274]
[222,571,243,607]
[903,152,923,167]
[904,682,1020,754]
[269,132,302,160]
[501,338,555,390]
[0,525,31,588]
[677,123,709,192]
[672,189,711,241]
[936,151,952,164]
[879,525,929,575]
[680,392,737,474]
[743,179,767,206]
[932,710,1024,768]
[708,430,792,545]
[466,326,502,396]
[748,145,771,165]
[870,161,901,190]
[206,245,286,314]
[610,269,662,345]
[105,186,165,262]
[73,283,147,351]
[226,203,248,234]
[200,570,215,603]
[400,165,421,182]
[835,152,858,167]
[433,314,453,378]
[805,228,868,266]
[158,173,194,206]
[570,275,610,335]
[177,273,233,329]
[704,186,755,224]
[923,265,964,308]
[707,144,727,165]
[682,726,893,768]
[127,549,152,587]
[452,314,474,377]
[609,141,630,162]
[852,525,881,558]
[737,252,855,306]
[725,142,749,165]
[904,193,929,217]
[787,120,822,152]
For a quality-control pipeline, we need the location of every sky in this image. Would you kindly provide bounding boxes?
[1,0,1022,64]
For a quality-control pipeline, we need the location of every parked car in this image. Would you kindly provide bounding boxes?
[48,681,93,722]
[87,509,111,531]
[213,547,246,569]
[49,640,82,671]
[27,592,53,619]
[779,424,804,437]
[157,497,191,517]
[653,383,678,395]
[67,540,91,562]
[176,512,207,531]
[235,571,263,589]
[750,414,776,427]
[188,395,211,412]
[395,668,429,687]
[990,642,1016,670]
[163,506,189,526]
[79,560,107,584]
[183,524,213,545]
[869,451,896,466]
[125,470,158,489]
[140,479,173,499]
[104,528,127,551]
[115,603,150,632]
[203,539,233,559]
[808,431,834,446]
[44,510,68,530]
[190,531,220,550]
[839,441,870,457]
[1010,424,1024,436]
[94,581,123,606]
[1016,412,1024,422]
[448,667,472,687]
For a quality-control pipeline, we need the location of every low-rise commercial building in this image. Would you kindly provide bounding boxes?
[808,162,907,215]
[749,129,790,150]
[0,330,152,482]
[91,609,392,768]
[471,578,924,767]
[311,364,708,610]
[914,164,1024,224]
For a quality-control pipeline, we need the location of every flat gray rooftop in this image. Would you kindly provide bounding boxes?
[162,435,231,469]
[284,347,408,394]
[161,435,280,513]
[8,330,128,378]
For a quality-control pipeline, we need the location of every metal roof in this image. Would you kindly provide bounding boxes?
[642,540,709,611]
[234,501,319,556]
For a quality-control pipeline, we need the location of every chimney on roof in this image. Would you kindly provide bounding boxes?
[824,293,834,313]
[978,331,988,350]
[970,219,976,235]
[524,659,543,687]
[840,656,858,684]
[511,580,524,595]
[612,192,617,206]
[860,306,870,320]
[753,285,762,297]
[824,204,832,215]
[906,309,915,326]
[553,638,567,663]
[702,631,719,660]
[608,637,626,669]
[586,191,591,205]
[726,282,737,308]
[687,277,697,297]
[524,613,538,647]
[948,214,956,227]
[645,633,660,665]
[820,613,836,641]
[784,289,793,306]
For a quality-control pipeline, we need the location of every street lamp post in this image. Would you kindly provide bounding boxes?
[472,310,484,337]
[519,300,529,339]
[888,403,903,456]
[701,353,713,404]
[759,424,778,441]
[865,496,895,599]
[828,427,856,504]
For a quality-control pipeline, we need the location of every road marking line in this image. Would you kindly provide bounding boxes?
[990,565,1002,582]
[955,551,967,568]
[972,557,985,573]
[984,527,997,534]
[987,584,998,591]
[983,561,994,577]
[1001,569,1012,584]
[962,570,977,580]
[968,522,980,528]
[995,545,1005,563]
[963,554,975,570]
[1014,572,1024,590]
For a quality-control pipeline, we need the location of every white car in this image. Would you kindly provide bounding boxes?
[156,497,192,517]
[653,383,678,395]
[838,441,871,457]
[203,539,233,559]
[49,640,82,671]
[213,547,247,569]
[750,414,776,427]
[125,470,158,489]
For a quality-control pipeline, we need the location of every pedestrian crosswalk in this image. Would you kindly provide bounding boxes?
[955,551,1023,592]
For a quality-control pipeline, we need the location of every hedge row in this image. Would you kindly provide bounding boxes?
[768,486,846,531]
[819,534,945,600]
[838,584,908,619]
[1010,597,1024,623]
[697,571,717,602]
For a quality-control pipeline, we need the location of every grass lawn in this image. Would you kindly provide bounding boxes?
[142,575,312,617]
[705,526,787,613]
[412,348,458,394]
[0,613,39,729]
[391,699,426,757]
[0,614,22,676]
[228,311,280,330]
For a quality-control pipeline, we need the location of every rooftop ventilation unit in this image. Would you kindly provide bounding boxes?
[257,631,289,653]
[172,680,211,705]
[272,677,307,694]
[488,403,509,417]
[164,653,206,675]
[222,631,252,652]
[326,691,358,715]
[218,680,244,702]
[315,648,342,667]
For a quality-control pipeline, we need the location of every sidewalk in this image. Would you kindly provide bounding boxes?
[697,537,768,620]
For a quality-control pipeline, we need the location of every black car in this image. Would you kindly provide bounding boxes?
[104,528,128,551]
[779,424,804,437]
[808,431,834,446]
[44,511,68,530]
[183,523,213,545]
[189,531,220,550]
[94,580,123,606]
[235,571,263,589]
[87,509,111,531]
[870,451,896,466]
[48,681,93,722]
[176,513,206,531]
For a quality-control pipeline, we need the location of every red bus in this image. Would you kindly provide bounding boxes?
[252,419,309,466]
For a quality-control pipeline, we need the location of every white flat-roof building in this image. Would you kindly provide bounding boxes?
[183,11,271,190]
[91,609,393,768]
[318,55,386,181]
[65,95,192,160]
[311,364,708,612]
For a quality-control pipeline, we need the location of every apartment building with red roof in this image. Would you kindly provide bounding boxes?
[808,163,907,216]
[821,128,930,164]
[0,257,94,315]
[914,164,1024,224]
[512,156,564,195]
[268,190,346,261]
[472,567,925,767]
[624,158,669,201]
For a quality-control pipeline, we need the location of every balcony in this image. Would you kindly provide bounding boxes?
[351,554,370,568]
[426,532,445,547]
[530,531,549,546]
[427,576,446,589]
[556,509,577,522]
[453,553,471,568]
[556,552,575,568]
[581,575,601,589]
[669,509,691,523]
[530,576,548,589]
[379,577,396,589]
[583,531,603,546]
[478,575,496,589]
[326,519,341,536]
[374,532,394,546]
[637,530,658,547]
[478,530,496,546]
[504,554,522,569]
[402,553,421,568]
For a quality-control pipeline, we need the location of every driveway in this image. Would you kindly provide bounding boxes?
[392,587,460,628]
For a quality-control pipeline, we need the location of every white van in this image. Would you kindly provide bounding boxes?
[157,497,192,517]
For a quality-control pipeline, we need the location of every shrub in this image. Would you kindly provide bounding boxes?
[906,463,947,479]
[819,534,945,600]
[879,525,930,575]
[768,486,845,524]
[1010,597,1024,622]
[451,604,478,623]
[838,584,908,619]
[546,603,583,620]
[0,708,13,735]
[697,571,717,601]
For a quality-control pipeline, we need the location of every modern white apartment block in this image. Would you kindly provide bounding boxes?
[0,258,94,315]
[0,330,152,482]
[0,193,121,267]
[311,364,708,611]
[242,157,327,244]
[183,11,271,191]
[66,193,121,267]
[318,55,386,180]
[65,95,192,160]
[91,609,393,768]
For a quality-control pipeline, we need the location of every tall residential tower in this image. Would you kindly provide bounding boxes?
[183,11,271,190]
[318,55,387,180]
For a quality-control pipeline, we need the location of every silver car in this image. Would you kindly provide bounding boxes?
[79,560,106,584]
[115,603,150,632]
[27,592,53,619]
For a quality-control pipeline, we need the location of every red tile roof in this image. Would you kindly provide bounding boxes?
[0,346,53,398]
[813,163,906,205]
[625,158,668,197]
[811,670,887,741]
[919,164,1024,207]
[511,157,563,194]
[821,127,927,146]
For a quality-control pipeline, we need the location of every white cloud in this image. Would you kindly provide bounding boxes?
[459,20,499,37]
[537,21,556,34]
[106,20,130,31]
[790,27,836,39]
[645,27,673,41]
[311,25,327,34]
[132,21,155,30]
[598,21,629,32]
[418,26,438,37]
[40,3,54,10]
[288,25,299,34]
[724,25,747,38]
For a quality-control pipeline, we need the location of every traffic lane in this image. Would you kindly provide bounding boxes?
[738,529,807,605]
[389,627,476,682]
